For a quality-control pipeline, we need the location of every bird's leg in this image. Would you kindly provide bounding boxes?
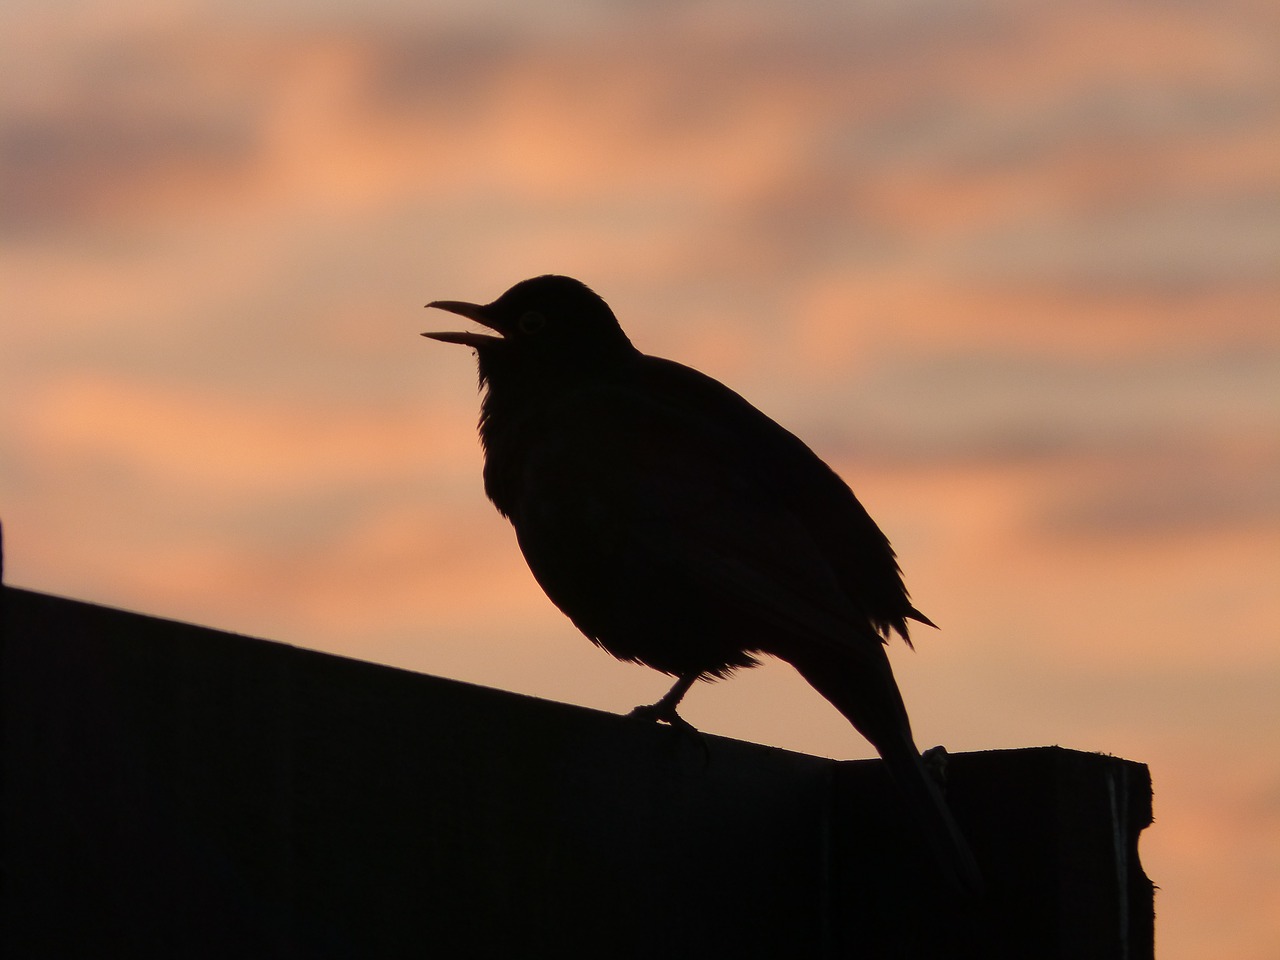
[628,671,699,732]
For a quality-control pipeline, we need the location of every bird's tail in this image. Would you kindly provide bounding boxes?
[876,736,985,899]
[786,650,983,898]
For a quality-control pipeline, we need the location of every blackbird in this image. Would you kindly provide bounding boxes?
[424,274,981,894]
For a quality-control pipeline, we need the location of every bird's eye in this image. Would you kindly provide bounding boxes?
[518,311,546,335]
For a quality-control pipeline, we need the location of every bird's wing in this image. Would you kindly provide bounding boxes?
[509,372,890,665]
[628,490,883,657]
[632,356,924,640]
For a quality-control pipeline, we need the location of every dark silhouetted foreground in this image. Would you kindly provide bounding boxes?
[426,275,976,892]
[1,585,1152,959]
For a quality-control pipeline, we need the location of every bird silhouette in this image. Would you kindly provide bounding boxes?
[424,274,981,895]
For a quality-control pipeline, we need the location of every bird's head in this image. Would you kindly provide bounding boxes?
[423,275,635,387]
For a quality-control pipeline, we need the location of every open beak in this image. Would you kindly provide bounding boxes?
[422,300,506,347]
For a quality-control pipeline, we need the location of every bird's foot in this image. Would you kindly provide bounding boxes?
[921,745,951,791]
[628,700,696,731]
[627,702,710,766]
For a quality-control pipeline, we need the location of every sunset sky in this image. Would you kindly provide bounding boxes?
[2,0,1278,955]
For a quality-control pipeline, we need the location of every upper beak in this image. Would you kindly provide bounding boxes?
[422,300,506,347]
